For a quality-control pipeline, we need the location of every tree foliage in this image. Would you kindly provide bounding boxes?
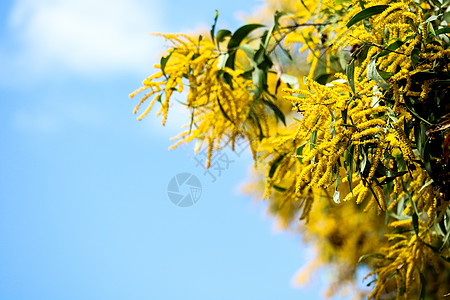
[131,0,450,298]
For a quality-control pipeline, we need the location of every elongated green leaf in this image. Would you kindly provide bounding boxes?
[423,140,433,176]
[346,59,356,94]
[333,190,341,204]
[359,146,368,174]
[296,144,306,164]
[273,185,287,192]
[412,213,419,237]
[216,29,232,44]
[346,5,388,28]
[345,145,355,191]
[216,97,233,123]
[274,11,287,31]
[418,271,426,300]
[367,57,389,90]
[357,253,384,264]
[310,131,318,150]
[238,44,255,60]
[439,218,450,250]
[225,24,265,70]
[217,69,234,87]
[315,73,332,85]
[378,40,404,57]
[252,67,265,99]
[217,53,229,69]
[342,107,348,124]
[210,10,219,42]
[269,155,284,178]
[262,99,286,125]
[249,110,264,140]
[411,47,421,66]
[427,21,436,37]
[333,173,341,204]
[419,179,434,194]
[428,0,442,8]
[440,255,450,263]
[435,27,450,35]
[404,97,432,125]
[160,51,173,78]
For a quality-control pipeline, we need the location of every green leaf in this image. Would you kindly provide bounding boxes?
[273,11,286,32]
[359,146,368,174]
[378,40,404,57]
[226,24,265,70]
[296,144,306,164]
[217,69,234,87]
[210,10,219,42]
[345,145,355,191]
[441,218,450,250]
[428,0,442,7]
[346,59,356,95]
[333,190,341,204]
[418,271,426,300]
[423,140,433,176]
[436,79,450,85]
[273,185,287,192]
[333,173,341,204]
[419,179,434,194]
[358,0,366,9]
[346,5,389,28]
[262,98,286,125]
[367,57,389,90]
[441,255,450,263]
[216,97,233,123]
[315,73,332,85]
[424,14,440,23]
[216,29,232,44]
[249,110,264,140]
[411,47,421,67]
[412,213,419,237]
[160,51,173,78]
[339,51,348,71]
[427,21,436,37]
[404,97,433,125]
[269,155,284,178]
[402,179,420,218]
[357,253,385,264]
[252,67,265,99]
[217,53,229,69]
[435,27,450,35]
[254,48,273,70]
[379,169,407,184]
[310,131,318,150]
[342,107,348,124]
[238,44,255,60]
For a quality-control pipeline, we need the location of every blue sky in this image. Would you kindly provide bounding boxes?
[0,1,342,299]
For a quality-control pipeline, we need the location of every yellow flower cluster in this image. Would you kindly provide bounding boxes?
[365,232,445,300]
[133,0,450,297]
[130,33,274,167]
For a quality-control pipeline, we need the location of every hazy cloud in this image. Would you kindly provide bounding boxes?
[4,0,163,79]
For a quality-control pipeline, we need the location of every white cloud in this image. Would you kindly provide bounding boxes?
[4,0,164,78]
